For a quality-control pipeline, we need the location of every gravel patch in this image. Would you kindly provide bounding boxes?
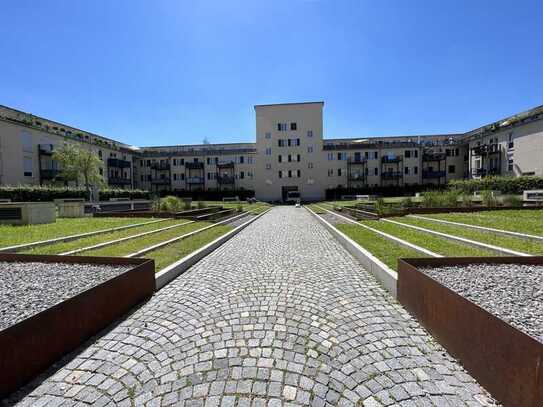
[421,263,543,342]
[0,261,131,331]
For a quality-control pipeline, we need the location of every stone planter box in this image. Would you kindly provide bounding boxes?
[0,202,56,225]
[57,201,90,218]
[0,254,155,397]
[398,257,543,407]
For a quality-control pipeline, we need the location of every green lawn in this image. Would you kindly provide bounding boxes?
[394,216,543,255]
[336,223,424,270]
[0,217,165,248]
[306,204,327,214]
[362,220,496,257]
[147,224,233,271]
[24,219,189,255]
[82,221,211,257]
[421,209,543,236]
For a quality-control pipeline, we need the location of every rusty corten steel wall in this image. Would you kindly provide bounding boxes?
[0,254,155,397]
[398,257,543,407]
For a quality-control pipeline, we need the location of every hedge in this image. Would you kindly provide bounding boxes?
[449,176,543,194]
[325,184,447,200]
[157,189,255,201]
[0,185,151,202]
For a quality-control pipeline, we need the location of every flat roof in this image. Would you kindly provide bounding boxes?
[254,101,324,108]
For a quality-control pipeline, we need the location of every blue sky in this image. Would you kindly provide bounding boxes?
[1,0,542,146]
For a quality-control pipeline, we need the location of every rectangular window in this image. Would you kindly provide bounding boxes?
[308,162,313,169]
[278,171,283,178]
[240,171,245,179]
[207,172,212,180]
[278,139,284,147]
[239,156,244,164]
[404,166,409,175]
[21,132,33,153]
[23,157,33,177]
[414,166,418,175]
[140,175,144,181]
[405,150,411,158]
[508,159,514,172]
[297,169,301,177]
[181,173,185,181]
[288,154,292,162]
[173,158,177,166]
[287,139,291,147]
[373,152,378,159]
[337,168,342,176]
[414,149,418,158]
[448,165,456,174]
[374,167,378,176]
[307,146,313,153]
[266,163,272,170]
[328,169,333,177]
[288,170,292,178]
[180,158,185,165]
[248,156,253,164]
[265,132,271,139]
[140,160,144,167]
[364,151,369,159]
[328,153,334,161]
[277,123,287,131]
[297,154,300,162]
[290,122,297,131]
[278,155,282,163]
[147,175,152,181]
[296,138,300,146]
[307,130,313,137]
[173,173,177,180]
[265,148,272,155]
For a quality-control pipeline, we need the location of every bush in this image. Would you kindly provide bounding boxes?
[400,197,415,209]
[421,191,442,208]
[236,204,243,213]
[501,194,523,207]
[449,176,543,195]
[0,185,150,202]
[158,195,183,212]
[459,194,474,207]
[481,190,498,207]
[197,200,206,209]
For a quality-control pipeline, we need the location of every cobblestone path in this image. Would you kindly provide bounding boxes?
[11,207,496,406]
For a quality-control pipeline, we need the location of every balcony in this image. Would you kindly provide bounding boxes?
[186,176,205,184]
[347,158,367,165]
[217,175,235,184]
[185,162,204,170]
[217,161,235,168]
[40,169,61,180]
[108,177,132,186]
[107,158,131,168]
[471,144,501,156]
[422,152,446,162]
[472,168,500,177]
[381,171,403,180]
[381,156,402,164]
[151,162,170,171]
[150,178,170,185]
[422,170,446,179]
[38,144,54,155]
[348,173,365,181]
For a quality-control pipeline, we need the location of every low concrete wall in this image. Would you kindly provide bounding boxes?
[155,209,271,290]
[57,202,88,218]
[305,206,398,297]
[0,202,56,225]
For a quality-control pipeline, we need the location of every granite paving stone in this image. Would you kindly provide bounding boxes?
[7,207,497,406]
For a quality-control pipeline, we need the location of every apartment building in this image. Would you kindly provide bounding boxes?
[0,102,541,201]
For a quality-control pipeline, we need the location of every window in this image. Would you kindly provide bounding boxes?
[337,152,347,160]
[240,171,245,179]
[448,165,456,174]
[405,150,411,158]
[297,169,301,177]
[308,162,313,169]
[278,155,282,163]
[98,150,103,159]
[327,153,334,161]
[147,175,152,181]
[23,157,33,177]
[277,123,287,131]
[288,170,292,178]
[364,151,369,159]
[337,168,342,176]
[265,132,271,139]
[180,158,185,165]
[287,139,291,147]
[140,175,144,181]
[206,158,211,165]
[173,173,177,180]
[404,166,409,175]
[100,168,104,176]
[278,139,285,147]
[307,146,313,153]
[278,171,283,178]
[446,149,451,157]
[297,154,301,162]
[327,169,333,177]
[266,163,272,170]
[248,156,253,164]
[290,122,297,131]
[239,156,244,164]
[295,138,300,146]
[374,167,378,175]
[414,166,418,175]
[307,130,313,137]
[265,148,272,155]
[181,173,185,180]
[21,132,33,153]
[508,159,514,172]
[140,160,144,167]
[207,172,212,180]
[194,158,198,163]
[373,152,378,159]
[414,150,418,158]
[146,160,151,167]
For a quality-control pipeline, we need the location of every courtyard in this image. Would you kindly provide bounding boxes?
[4,207,499,406]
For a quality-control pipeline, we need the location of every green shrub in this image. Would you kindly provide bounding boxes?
[158,195,182,212]
[481,190,497,207]
[449,176,543,195]
[400,197,415,209]
[236,204,243,213]
[459,194,474,207]
[421,191,442,208]
[442,189,461,207]
[0,185,150,202]
[374,198,391,215]
[501,194,523,207]
[197,200,206,209]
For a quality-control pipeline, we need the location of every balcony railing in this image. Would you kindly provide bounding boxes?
[186,176,205,184]
[217,161,235,168]
[381,171,403,180]
[381,156,402,164]
[422,152,446,161]
[348,173,365,181]
[107,158,131,168]
[185,162,204,170]
[471,144,501,156]
[40,169,61,179]
[38,144,54,155]
[151,162,170,171]
[472,168,500,177]
[150,178,170,185]
[348,158,367,165]
[217,175,235,184]
[108,177,132,185]
[422,170,446,179]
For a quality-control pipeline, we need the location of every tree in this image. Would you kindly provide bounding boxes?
[53,144,104,200]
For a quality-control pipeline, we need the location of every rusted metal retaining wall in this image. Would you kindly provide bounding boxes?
[0,254,155,397]
[398,257,543,407]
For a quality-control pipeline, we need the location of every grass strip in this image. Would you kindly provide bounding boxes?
[423,209,543,236]
[0,217,161,247]
[81,222,211,257]
[146,224,233,271]
[362,220,496,257]
[24,219,185,255]
[396,217,543,255]
[306,204,327,214]
[336,223,424,270]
